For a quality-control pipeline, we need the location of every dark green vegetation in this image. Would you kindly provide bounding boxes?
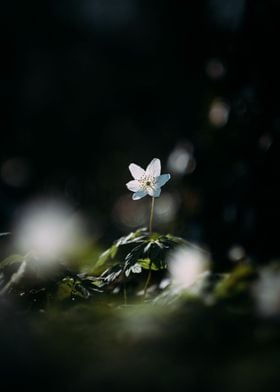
[1,229,280,391]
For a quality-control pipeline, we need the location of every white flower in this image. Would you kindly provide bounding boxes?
[125,263,142,277]
[126,158,171,200]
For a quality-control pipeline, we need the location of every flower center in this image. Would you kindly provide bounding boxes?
[140,176,155,190]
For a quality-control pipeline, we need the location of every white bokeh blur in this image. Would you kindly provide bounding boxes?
[208,98,230,128]
[13,200,86,267]
[168,245,210,288]
[167,143,196,176]
[252,266,280,317]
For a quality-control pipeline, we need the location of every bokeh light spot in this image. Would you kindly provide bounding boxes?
[208,99,230,128]
[1,157,30,188]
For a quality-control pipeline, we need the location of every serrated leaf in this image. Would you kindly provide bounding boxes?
[91,230,188,291]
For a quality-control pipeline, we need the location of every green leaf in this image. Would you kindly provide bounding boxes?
[0,254,24,270]
[56,278,75,301]
[111,244,118,258]
[90,229,188,291]
[214,263,257,300]
[138,258,166,271]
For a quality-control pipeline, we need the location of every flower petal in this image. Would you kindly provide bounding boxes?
[126,180,141,192]
[145,158,161,177]
[129,163,145,179]
[132,190,147,200]
[147,188,161,198]
[156,173,171,187]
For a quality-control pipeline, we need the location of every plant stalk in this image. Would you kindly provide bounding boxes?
[149,197,155,233]
[143,266,152,298]
[123,282,127,305]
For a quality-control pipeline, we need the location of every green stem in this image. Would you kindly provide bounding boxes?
[143,264,152,298]
[123,282,127,305]
[149,197,155,233]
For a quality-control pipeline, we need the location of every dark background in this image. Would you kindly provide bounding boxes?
[3,0,280,269]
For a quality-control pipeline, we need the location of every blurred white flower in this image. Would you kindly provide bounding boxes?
[126,158,171,200]
[14,200,85,263]
[125,263,142,277]
[168,246,210,288]
[252,267,280,317]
